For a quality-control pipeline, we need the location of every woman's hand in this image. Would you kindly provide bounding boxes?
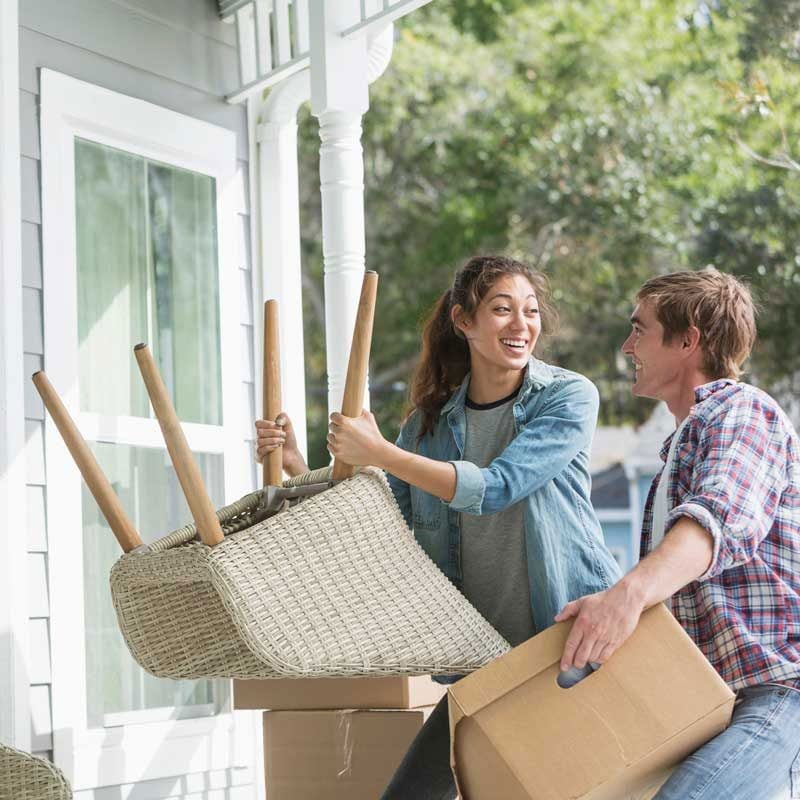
[327,410,390,467]
[255,413,307,476]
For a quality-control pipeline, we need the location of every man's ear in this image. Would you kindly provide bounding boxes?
[683,325,702,353]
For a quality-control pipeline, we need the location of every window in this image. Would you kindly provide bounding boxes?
[75,138,224,728]
[41,70,250,788]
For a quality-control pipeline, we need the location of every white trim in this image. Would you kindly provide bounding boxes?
[71,715,240,791]
[40,69,248,787]
[255,68,312,459]
[0,0,31,751]
[102,703,215,728]
[79,414,229,453]
[341,0,432,38]
[227,55,309,105]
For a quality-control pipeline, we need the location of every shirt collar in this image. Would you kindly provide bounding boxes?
[658,379,737,461]
[440,357,552,416]
[693,378,737,403]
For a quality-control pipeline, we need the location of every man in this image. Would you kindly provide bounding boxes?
[557,268,800,798]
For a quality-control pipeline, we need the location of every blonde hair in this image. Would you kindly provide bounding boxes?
[637,268,756,380]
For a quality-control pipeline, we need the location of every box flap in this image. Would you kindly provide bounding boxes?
[454,716,536,800]
[582,696,734,800]
[449,623,567,718]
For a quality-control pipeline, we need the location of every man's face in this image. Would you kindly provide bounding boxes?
[620,299,687,401]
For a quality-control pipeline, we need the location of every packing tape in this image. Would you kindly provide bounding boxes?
[336,710,354,778]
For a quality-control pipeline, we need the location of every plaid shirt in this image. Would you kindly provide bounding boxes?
[640,380,800,691]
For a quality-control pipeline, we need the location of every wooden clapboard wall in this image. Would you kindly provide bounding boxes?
[17,1,259,797]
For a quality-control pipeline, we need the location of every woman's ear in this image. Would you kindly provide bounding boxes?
[451,304,469,336]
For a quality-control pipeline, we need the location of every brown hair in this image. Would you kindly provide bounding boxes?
[636,268,757,380]
[407,255,557,439]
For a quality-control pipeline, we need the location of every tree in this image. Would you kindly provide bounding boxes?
[295,1,800,465]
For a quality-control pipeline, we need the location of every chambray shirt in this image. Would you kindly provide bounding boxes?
[641,380,800,691]
[387,358,621,636]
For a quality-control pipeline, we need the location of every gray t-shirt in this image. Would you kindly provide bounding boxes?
[460,393,535,646]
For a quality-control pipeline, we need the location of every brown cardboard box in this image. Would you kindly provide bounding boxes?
[234,674,446,710]
[448,604,735,800]
[263,708,427,799]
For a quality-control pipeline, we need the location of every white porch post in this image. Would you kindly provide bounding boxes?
[0,0,31,749]
[255,71,312,460]
[310,0,370,415]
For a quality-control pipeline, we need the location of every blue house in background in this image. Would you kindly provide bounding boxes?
[590,404,675,572]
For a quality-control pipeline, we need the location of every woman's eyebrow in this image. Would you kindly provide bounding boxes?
[487,292,537,302]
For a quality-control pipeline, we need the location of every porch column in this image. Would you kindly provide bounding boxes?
[310,0,370,415]
[0,0,31,749]
[255,71,312,460]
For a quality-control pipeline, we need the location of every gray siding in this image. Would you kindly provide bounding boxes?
[19,1,257,794]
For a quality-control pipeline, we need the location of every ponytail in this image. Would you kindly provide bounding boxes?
[407,289,470,440]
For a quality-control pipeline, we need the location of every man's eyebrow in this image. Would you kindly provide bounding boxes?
[630,313,645,327]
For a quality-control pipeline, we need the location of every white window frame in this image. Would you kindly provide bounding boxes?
[40,69,251,790]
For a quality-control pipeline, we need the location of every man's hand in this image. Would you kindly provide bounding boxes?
[555,582,646,671]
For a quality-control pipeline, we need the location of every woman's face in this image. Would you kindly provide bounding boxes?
[453,274,541,377]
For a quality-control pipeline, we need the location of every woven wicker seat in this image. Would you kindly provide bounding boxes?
[0,744,72,800]
[111,467,510,679]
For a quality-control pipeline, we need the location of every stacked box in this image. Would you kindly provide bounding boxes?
[234,675,445,711]
[235,676,445,799]
[263,708,425,799]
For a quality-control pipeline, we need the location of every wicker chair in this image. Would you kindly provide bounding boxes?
[111,466,511,679]
[0,744,72,800]
[38,275,510,682]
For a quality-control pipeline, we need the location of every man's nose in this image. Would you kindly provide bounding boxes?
[621,334,634,354]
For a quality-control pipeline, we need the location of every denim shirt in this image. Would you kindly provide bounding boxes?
[387,358,621,636]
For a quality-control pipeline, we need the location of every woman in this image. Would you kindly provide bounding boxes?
[256,255,621,799]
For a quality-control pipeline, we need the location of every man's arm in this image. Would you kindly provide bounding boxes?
[556,516,713,671]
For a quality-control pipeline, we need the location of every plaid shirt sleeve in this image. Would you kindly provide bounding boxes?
[665,393,790,580]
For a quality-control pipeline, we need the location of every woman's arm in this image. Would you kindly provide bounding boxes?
[329,375,598,512]
[450,376,598,514]
[328,410,457,501]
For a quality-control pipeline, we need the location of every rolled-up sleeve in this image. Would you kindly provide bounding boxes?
[448,376,599,515]
[665,397,788,580]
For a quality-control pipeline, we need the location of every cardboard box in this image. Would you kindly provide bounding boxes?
[234,674,445,710]
[448,604,735,800]
[263,708,427,799]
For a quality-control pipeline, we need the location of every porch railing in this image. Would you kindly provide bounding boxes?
[219,0,432,104]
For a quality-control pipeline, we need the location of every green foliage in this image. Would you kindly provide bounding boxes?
[297,0,800,465]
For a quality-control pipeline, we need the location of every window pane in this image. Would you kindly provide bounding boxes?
[149,163,222,425]
[82,443,224,728]
[75,139,150,418]
[75,140,222,424]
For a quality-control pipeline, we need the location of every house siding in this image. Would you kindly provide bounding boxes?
[18,1,257,795]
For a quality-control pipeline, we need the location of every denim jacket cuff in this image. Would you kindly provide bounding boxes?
[448,460,485,513]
